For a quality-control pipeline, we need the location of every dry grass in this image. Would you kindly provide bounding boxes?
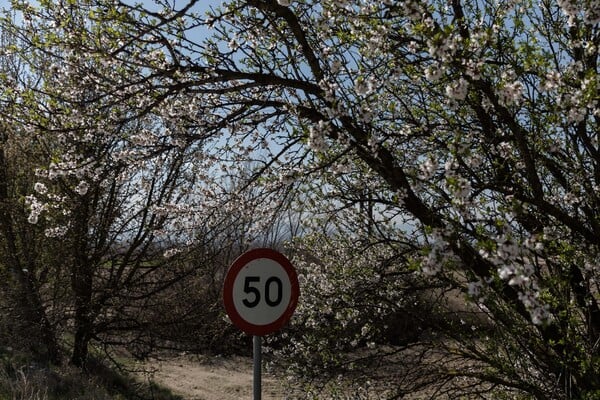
[0,365,48,400]
[0,352,184,400]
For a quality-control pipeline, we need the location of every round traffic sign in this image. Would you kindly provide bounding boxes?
[223,248,299,336]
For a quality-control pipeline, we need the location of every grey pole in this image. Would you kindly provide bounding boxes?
[253,335,262,400]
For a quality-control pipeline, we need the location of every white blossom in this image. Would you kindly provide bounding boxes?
[497,80,524,106]
[74,180,89,195]
[44,226,69,238]
[445,78,468,100]
[424,64,443,81]
[419,157,438,179]
[34,182,48,195]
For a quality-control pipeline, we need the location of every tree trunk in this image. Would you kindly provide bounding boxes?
[71,319,92,368]
[70,264,94,368]
[21,274,62,364]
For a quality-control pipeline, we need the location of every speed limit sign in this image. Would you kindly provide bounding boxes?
[223,248,299,336]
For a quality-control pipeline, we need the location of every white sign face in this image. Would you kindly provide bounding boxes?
[232,258,292,326]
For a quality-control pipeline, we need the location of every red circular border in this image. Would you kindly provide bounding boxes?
[223,248,299,336]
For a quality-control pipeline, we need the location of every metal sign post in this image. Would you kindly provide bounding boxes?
[223,248,300,400]
[253,335,262,400]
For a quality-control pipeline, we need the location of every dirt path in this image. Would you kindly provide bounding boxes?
[141,355,289,400]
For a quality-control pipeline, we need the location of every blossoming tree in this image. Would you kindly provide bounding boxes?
[0,25,63,362]
[3,0,600,397]
[0,4,233,367]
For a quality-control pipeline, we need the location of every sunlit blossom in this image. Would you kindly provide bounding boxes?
[445,78,468,100]
[74,180,89,195]
[34,182,48,194]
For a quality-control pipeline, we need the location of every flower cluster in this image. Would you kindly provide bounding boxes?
[445,78,469,101]
[557,0,600,25]
[25,195,47,225]
[497,80,524,107]
[421,230,451,276]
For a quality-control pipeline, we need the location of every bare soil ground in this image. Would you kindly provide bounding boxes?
[137,345,483,399]
[140,355,289,400]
